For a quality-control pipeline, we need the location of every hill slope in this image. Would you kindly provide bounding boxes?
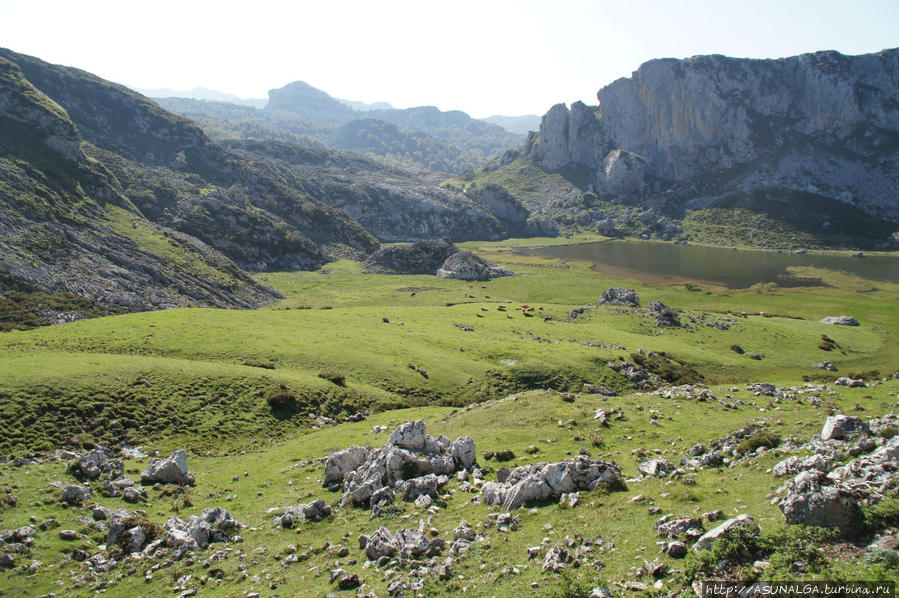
[0,56,282,326]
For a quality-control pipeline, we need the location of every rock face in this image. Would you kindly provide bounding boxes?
[481,456,624,510]
[525,48,899,238]
[364,239,513,280]
[141,450,195,486]
[323,420,476,511]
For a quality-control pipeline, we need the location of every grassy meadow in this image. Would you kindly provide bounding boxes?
[1,239,898,596]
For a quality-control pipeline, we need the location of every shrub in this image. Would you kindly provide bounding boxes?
[866,547,899,570]
[266,388,296,410]
[729,344,745,354]
[737,430,781,454]
[318,369,347,386]
[878,425,898,439]
[494,449,516,462]
[120,515,161,545]
[859,498,899,533]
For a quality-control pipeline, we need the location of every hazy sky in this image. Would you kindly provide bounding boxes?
[1,0,897,118]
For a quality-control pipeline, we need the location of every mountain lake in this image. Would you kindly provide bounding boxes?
[515,240,899,288]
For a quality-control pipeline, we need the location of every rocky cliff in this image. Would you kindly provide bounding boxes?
[525,48,899,239]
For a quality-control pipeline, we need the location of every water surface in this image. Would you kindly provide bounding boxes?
[515,241,899,289]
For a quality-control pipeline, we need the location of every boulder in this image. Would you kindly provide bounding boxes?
[482,456,624,510]
[599,288,640,307]
[436,250,514,281]
[273,499,332,527]
[322,445,370,489]
[638,459,675,478]
[140,450,194,486]
[451,436,477,469]
[692,514,759,552]
[655,515,704,539]
[778,471,862,530]
[61,485,92,505]
[819,315,859,326]
[821,415,869,441]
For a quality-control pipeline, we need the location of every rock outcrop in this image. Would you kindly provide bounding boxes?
[364,240,513,281]
[323,420,476,511]
[481,456,625,510]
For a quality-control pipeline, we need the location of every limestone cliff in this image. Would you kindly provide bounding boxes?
[526,48,899,226]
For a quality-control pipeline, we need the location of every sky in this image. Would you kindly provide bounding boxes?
[1,0,897,118]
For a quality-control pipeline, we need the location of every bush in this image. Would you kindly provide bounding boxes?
[729,344,745,354]
[494,449,516,462]
[866,547,899,570]
[318,369,347,386]
[266,388,297,410]
[119,515,161,546]
[737,430,781,454]
[878,425,898,439]
[859,498,899,533]
[589,430,605,448]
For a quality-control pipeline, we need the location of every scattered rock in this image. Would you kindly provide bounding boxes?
[773,455,832,478]
[67,448,123,481]
[815,361,838,371]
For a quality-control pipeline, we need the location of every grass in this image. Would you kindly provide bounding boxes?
[1,238,898,595]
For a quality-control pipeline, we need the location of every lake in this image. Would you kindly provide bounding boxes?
[515,241,899,289]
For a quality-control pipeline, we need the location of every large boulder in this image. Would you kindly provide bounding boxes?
[436,250,514,281]
[772,454,832,478]
[322,445,370,489]
[482,456,624,510]
[599,288,640,307]
[778,471,861,530]
[141,450,194,486]
[821,415,869,441]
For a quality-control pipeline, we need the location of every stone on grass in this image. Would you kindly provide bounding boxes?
[141,450,194,486]
[821,415,869,441]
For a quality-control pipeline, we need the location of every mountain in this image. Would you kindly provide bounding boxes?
[457,48,899,249]
[0,55,281,325]
[338,98,394,112]
[138,86,266,107]
[482,114,541,134]
[158,90,524,174]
